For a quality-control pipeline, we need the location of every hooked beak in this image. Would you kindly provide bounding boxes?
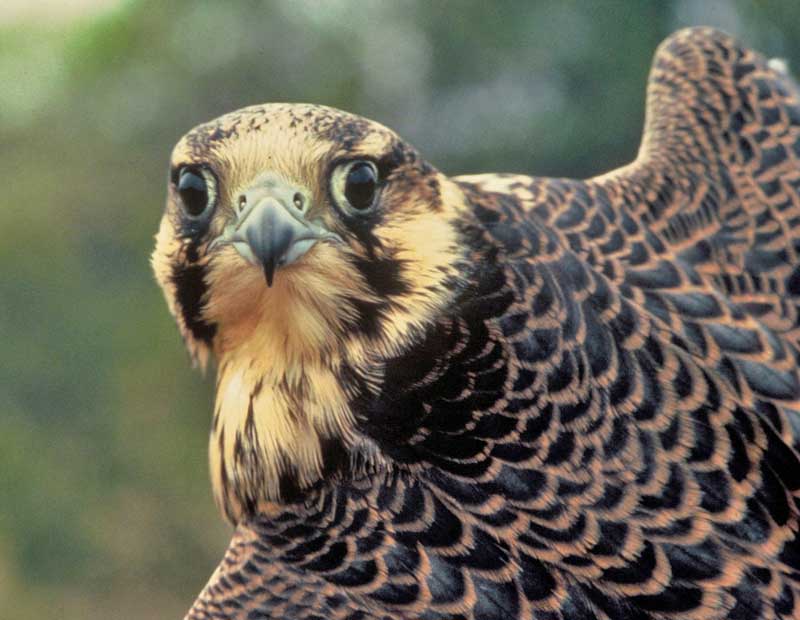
[210,174,341,286]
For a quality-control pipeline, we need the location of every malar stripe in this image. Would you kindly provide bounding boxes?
[171,261,217,344]
[351,254,411,298]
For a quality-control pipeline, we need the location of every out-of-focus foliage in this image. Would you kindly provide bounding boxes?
[1,1,798,617]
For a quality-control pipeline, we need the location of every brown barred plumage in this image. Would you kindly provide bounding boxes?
[153,28,800,619]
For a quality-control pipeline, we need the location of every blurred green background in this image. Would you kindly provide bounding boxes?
[1,1,799,618]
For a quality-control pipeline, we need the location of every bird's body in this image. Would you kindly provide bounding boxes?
[153,29,800,619]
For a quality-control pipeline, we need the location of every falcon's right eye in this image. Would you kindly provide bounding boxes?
[176,166,217,218]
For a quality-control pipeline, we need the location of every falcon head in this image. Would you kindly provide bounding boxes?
[152,104,472,518]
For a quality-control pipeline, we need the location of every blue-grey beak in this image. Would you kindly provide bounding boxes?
[211,173,341,286]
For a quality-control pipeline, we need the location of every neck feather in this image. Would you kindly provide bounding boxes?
[207,270,363,522]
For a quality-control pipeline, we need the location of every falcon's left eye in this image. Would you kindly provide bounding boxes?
[331,160,379,215]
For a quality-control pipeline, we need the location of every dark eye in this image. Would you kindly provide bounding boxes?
[332,160,379,215]
[176,166,215,217]
[344,162,378,210]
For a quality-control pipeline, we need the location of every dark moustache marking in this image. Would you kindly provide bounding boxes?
[351,254,410,299]
[343,295,387,340]
[171,260,217,345]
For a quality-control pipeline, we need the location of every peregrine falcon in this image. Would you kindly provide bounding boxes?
[153,28,800,619]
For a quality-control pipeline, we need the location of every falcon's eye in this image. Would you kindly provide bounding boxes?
[331,160,379,215]
[344,162,378,210]
[176,166,216,218]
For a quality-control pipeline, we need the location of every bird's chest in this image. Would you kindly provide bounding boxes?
[209,356,354,522]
